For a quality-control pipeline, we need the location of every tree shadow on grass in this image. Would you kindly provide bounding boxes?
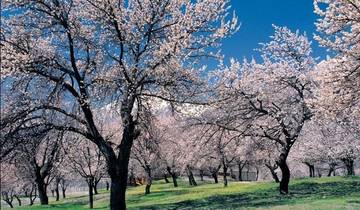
[133,179,360,210]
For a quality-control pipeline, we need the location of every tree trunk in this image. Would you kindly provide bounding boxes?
[167,166,178,187]
[93,181,99,195]
[272,171,280,183]
[317,169,322,177]
[60,179,67,199]
[36,178,48,205]
[164,174,170,183]
[55,177,60,201]
[199,170,204,181]
[327,163,336,177]
[6,202,14,208]
[188,174,193,185]
[109,176,127,210]
[24,189,29,197]
[278,154,290,194]
[342,158,355,176]
[4,197,13,208]
[238,163,243,181]
[311,165,315,177]
[55,186,60,201]
[87,178,94,209]
[304,162,315,177]
[212,172,218,183]
[108,146,134,210]
[266,164,280,183]
[29,185,36,206]
[145,167,152,195]
[107,105,137,210]
[106,181,110,191]
[171,172,178,187]
[246,166,250,181]
[51,190,54,197]
[62,189,66,199]
[128,169,135,186]
[223,165,228,187]
[15,195,21,206]
[186,165,197,186]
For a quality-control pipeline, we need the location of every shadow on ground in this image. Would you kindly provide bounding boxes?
[133,178,360,210]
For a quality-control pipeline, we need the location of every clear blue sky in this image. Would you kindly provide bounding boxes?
[221,0,328,62]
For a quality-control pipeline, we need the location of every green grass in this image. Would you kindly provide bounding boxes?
[3,176,360,210]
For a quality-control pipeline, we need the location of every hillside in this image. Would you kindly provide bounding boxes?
[2,176,360,210]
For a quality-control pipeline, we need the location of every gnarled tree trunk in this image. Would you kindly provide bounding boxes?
[342,158,355,176]
[237,161,247,181]
[327,162,337,177]
[304,162,315,177]
[265,164,280,183]
[212,172,218,183]
[14,195,21,206]
[35,176,48,205]
[29,184,37,206]
[62,188,66,199]
[164,173,170,183]
[93,179,100,195]
[199,170,204,181]
[277,153,290,194]
[186,165,197,186]
[167,166,178,187]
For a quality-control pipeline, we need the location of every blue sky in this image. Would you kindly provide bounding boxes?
[221,0,328,62]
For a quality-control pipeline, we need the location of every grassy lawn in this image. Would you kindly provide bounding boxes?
[2,176,360,210]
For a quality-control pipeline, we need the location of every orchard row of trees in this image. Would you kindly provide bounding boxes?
[1,0,359,209]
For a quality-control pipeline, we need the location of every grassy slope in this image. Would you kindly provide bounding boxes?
[3,176,360,210]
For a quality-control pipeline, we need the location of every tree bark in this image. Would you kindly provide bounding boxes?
[60,178,67,199]
[14,195,21,206]
[188,174,193,185]
[342,158,355,176]
[186,165,197,186]
[164,174,170,183]
[29,185,37,206]
[55,177,60,201]
[278,153,290,194]
[317,168,322,177]
[109,176,127,210]
[145,167,152,195]
[62,189,66,199]
[87,177,94,209]
[55,186,60,201]
[304,162,315,177]
[167,166,178,187]
[327,163,336,177]
[238,163,244,181]
[106,181,110,191]
[6,202,14,208]
[223,165,228,187]
[212,172,218,183]
[265,164,280,183]
[107,104,137,210]
[93,182,99,195]
[3,196,14,208]
[36,178,48,205]
[199,170,204,181]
